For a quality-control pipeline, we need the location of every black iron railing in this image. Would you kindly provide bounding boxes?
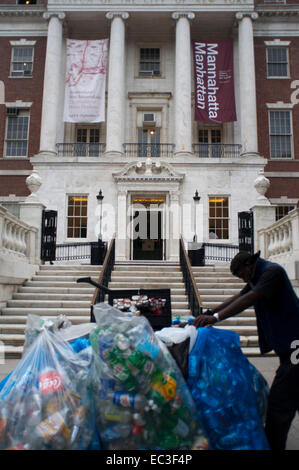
[91,235,116,320]
[202,243,239,263]
[55,242,97,261]
[192,143,242,159]
[123,143,175,158]
[179,237,203,318]
[56,143,106,157]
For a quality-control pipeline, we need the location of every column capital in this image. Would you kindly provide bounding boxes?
[106,11,129,21]
[235,11,258,22]
[172,11,195,21]
[43,12,66,22]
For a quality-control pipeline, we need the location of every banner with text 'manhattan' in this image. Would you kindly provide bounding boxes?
[63,39,109,123]
[193,40,236,123]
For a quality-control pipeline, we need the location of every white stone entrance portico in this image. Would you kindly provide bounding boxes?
[112,158,184,262]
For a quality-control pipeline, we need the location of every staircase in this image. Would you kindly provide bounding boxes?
[192,264,261,356]
[0,261,263,359]
[0,264,100,358]
[110,261,191,319]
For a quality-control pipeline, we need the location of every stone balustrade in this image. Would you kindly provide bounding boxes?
[0,205,39,308]
[258,208,299,284]
[0,205,37,262]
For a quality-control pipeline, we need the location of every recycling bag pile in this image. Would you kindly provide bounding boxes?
[0,303,270,450]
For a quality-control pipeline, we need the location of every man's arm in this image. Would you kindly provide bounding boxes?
[193,290,261,327]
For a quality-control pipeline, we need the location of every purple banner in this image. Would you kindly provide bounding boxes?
[193,40,237,123]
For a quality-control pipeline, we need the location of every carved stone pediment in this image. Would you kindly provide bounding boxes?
[113,158,184,183]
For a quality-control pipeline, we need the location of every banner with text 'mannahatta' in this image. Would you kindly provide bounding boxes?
[63,39,108,123]
[193,40,236,123]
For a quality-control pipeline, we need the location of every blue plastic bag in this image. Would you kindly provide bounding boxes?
[187,327,269,450]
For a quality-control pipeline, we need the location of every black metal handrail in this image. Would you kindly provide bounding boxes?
[192,143,242,159]
[179,237,203,318]
[55,242,97,261]
[123,143,175,158]
[90,234,116,321]
[56,143,106,157]
[202,243,239,262]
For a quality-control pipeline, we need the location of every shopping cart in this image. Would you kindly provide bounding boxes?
[76,277,172,331]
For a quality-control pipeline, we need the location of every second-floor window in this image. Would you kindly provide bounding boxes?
[266,47,289,78]
[5,109,29,157]
[139,48,160,77]
[76,127,100,156]
[269,110,292,159]
[10,47,34,77]
[198,128,221,158]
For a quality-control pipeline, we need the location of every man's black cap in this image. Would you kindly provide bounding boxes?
[230,250,261,276]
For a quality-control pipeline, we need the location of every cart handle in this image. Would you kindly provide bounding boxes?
[76,277,111,294]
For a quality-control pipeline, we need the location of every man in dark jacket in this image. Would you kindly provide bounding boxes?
[193,251,299,450]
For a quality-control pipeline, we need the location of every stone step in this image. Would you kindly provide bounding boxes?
[40,265,101,271]
[13,293,94,301]
[37,271,102,278]
[111,270,183,278]
[0,315,90,325]
[7,299,92,308]
[108,281,185,289]
[110,275,184,283]
[113,265,181,272]
[19,286,94,294]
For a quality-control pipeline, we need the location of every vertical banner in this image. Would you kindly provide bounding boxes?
[63,39,108,123]
[193,40,236,123]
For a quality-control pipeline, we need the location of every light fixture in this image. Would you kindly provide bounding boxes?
[149,129,155,135]
[193,190,200,242]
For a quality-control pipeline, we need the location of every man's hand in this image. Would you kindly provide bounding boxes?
[193,315,217,328]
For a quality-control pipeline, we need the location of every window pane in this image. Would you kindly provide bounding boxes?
[67,196,88,238]
[140,48,160,76]
[6,114,29,157]
[269,111,292,159]
[209,196,229,240]
[267,47,288,77]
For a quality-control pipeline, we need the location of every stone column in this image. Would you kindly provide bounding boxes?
[172,12,195,154]
[169,190,181,261]
[39,12,65,156]
[105,12,129,155]
[236,12,259,156]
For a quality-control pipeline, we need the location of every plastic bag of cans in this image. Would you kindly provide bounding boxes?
[90,302,209,450]
[0,317,101,450]
[187,326,269,450]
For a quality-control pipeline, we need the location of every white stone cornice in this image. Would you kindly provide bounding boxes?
[235,11,258,21]
[0,8,44,17]
[106,12,129,21]
[172,12,195,21]
[10,39,37,46]
[43,12,66,22]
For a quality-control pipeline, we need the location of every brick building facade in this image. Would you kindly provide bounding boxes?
[0,0,298,261]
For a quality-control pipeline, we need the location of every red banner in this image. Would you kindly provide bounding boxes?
[193,40,236,123]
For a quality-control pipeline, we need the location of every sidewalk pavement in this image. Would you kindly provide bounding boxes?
[0,355,298,450]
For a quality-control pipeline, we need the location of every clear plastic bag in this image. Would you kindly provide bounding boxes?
[187,326,269,450]
[90,302,209,450]
[0,318,101,450]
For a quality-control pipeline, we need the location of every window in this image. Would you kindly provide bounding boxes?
[67,196,88,238]
[275,205,295,221]
[76,127,100,156]
[209,196,229,240]
[139,48,160,77]
[269,110,292,159]
[266,47,288,78]
[5,109,29,157]
[138,128,160,158]
[10,47,34,77]
[198,128,221,158]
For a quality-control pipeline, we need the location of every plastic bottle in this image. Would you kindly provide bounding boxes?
[102,403,133,424]
[108,391,147,411]
[107,348,137,391]
[102,423,131,442]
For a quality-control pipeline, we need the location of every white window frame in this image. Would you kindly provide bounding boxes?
[135,44,163,79]
[66,195,89,240]
[9,42,35,78]
[4,108,30,158]
[208,195,230,241]
[264,40,290,79]
[267,103,294,160]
